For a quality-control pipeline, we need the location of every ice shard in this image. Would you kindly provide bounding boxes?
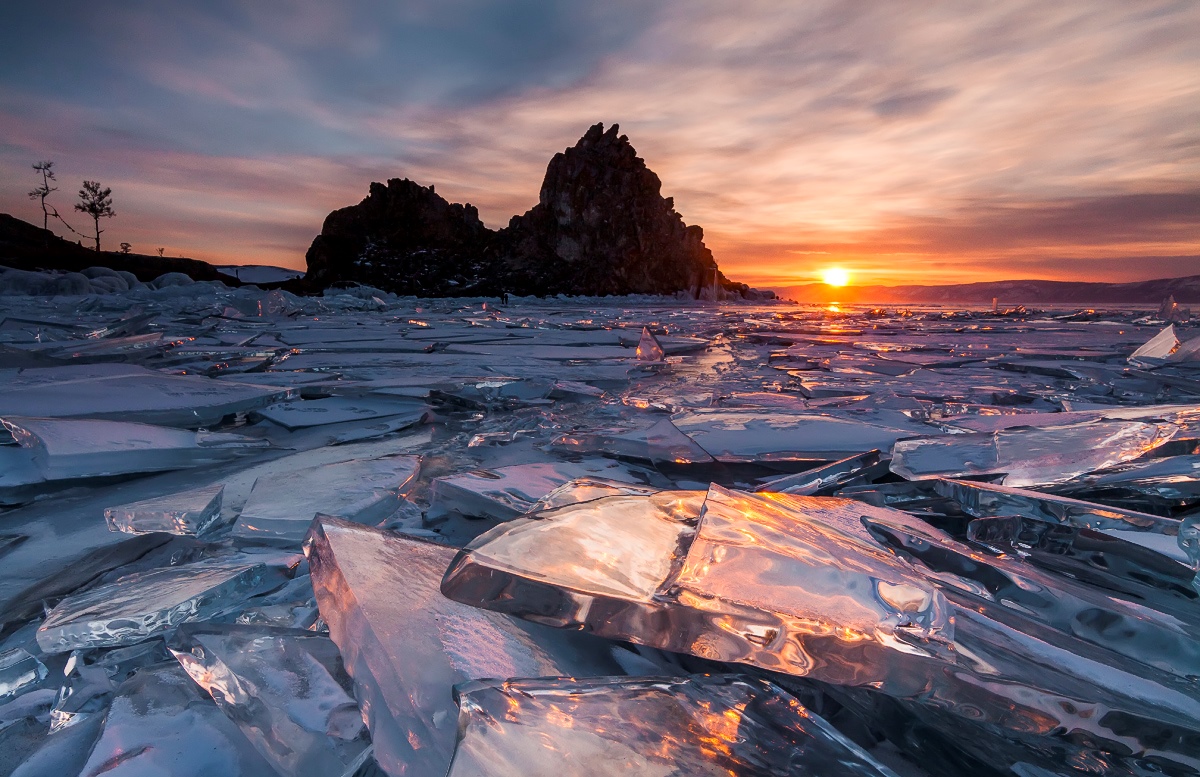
[169,624,371,777]
[2,416,266,481]
[447,675,896,777]
[103,483,225,536]
[430,459,662,520]
[890,420,1176,486]
[671,410,913,462]
[1128,324,1179,365]
[755,450,886,494]
[530,476,663,512]
[76,663,277,777]
[635,326,665,361]
[304,517,624,777]
[254,396,427,430]
[37,560,287,652]
[233,455,420,542]
[0,647,46,699]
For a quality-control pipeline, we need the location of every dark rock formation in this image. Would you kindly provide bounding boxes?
[305,179,495,295]
[304,123,750,298]
[491,123,736,296]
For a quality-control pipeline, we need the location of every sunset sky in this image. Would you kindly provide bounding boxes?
[1,1,1197,287]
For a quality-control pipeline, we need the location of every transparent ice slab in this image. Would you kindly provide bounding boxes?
[304,517,624,777]
[0,647,46,699]
[37,560,287,653]
[890,420,1177,486]
[430,459,662,520]
[2,416,266,481]
[447,675,896,777]
[169,624,371,777]
[233,455,420,543]
[530,476,663,512]
[76,663,277,777]
[0,363,291,426]
[104,482,225,536]
[443,486,954,688]
[671,410,913,462]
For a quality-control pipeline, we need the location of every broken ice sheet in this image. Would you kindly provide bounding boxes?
[37,560,288,653]
[2,416,266,481]
[76,663,277,777]
[169,624,371,777]
[233,454,420,542]
[447,675,895,777]
[671,409,913,462]
[103,482,225,536]
[530,476,663,512]
[304,517,624,777]
[890,419,1177,487]
[430,459,664,520]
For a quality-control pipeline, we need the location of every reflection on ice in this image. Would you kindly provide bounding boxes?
[448,675,896,777]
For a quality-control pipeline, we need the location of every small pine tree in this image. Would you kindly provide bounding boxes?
[28,161,58,239]
[119,242,132,254]
[75,180,115,252]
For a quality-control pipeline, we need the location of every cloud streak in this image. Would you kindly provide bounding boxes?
[0,0,1196,282]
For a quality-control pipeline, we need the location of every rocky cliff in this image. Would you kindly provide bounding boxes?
[305,124,753,298]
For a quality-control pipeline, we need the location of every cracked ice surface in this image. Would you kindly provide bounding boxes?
[0,287,1199,775]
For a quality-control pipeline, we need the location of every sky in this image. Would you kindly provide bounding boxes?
[1,1,1197,288]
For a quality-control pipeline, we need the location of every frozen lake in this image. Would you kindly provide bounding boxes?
[0,283,1197,776]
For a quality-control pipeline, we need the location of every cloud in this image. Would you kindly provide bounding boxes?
[0,1,1196,279]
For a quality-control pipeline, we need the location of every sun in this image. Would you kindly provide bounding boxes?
[822,267,851,287]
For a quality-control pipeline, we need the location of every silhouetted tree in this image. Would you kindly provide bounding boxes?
[119,242,132,254]
[157,247,165,257]
[28,161,57,239]
[75,180,114,252]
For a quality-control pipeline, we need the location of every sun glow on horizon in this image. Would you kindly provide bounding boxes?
[822,267,851,287]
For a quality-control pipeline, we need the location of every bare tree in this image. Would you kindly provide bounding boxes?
[75,180,115,252]
[119,242,132,254]
[157,247,165,257]
[28,161,57,239]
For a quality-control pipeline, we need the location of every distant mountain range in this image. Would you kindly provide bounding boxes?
[773,273,1200,305]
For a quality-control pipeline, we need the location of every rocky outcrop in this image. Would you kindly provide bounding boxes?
[490,123,736,296]
[304,124,751,298]
[305,179,494,295]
